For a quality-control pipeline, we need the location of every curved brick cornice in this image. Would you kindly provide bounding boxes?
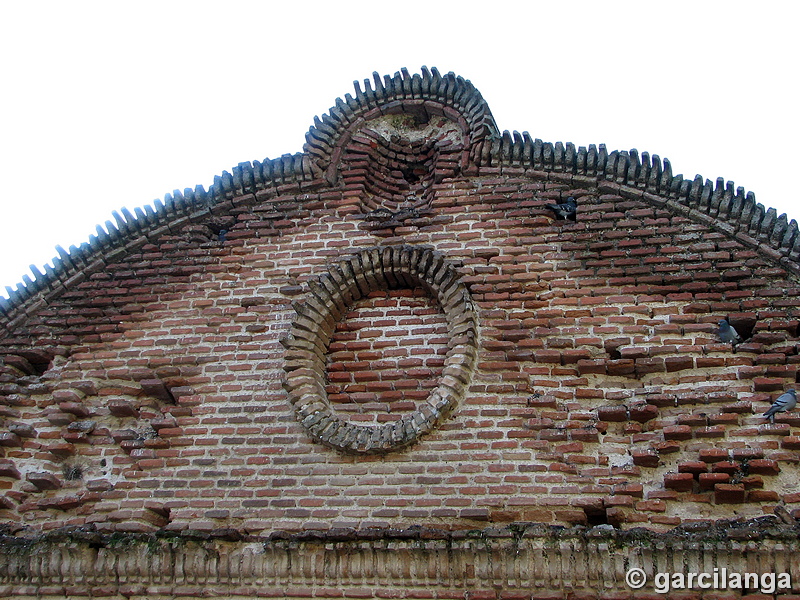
[482,137,800,271]
[281,245,478,454]
[1,67,798,327]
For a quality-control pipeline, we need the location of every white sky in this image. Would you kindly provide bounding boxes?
[1,1,798,298]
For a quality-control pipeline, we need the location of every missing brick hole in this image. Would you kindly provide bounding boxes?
[400,163,426,184]
[30,361,51,376]
[584,507,609,527]
[603,341,624,360]
[1,352,53,377]
[727,317,756,341]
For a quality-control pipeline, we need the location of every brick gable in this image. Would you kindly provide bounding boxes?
[1,68,799,598]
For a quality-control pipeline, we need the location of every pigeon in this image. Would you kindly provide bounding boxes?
[716,319,742,345]
[763,389,797,422]
[218,230,228,243]
[545,197,577,221]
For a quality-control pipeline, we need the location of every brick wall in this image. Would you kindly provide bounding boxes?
[1,68,800,597]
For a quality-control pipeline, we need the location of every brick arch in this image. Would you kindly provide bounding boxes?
[281,245,478,454]
[303,67,498,185]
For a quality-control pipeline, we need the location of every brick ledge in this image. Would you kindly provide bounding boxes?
[1,519,799,597]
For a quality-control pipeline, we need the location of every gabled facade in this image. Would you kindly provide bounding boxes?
[1,68,799,598]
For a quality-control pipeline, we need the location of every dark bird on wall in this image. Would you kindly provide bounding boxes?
[545,197,577,221]
[716,319,742,345]
[763,389,797,423]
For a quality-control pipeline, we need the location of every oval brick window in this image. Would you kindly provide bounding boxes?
[282,245,478,454]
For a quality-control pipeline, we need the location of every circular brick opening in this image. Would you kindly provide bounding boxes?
[282,246,478,454]
[325,289,449,424]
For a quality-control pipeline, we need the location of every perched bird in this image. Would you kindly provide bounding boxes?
[218,229,228,243]
[545,197,577,221]
[716,319,742,345]
[763,389,797,422]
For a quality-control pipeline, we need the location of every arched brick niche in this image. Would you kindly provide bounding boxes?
[303,67,498,194]
[281,245,478,454]
[338,113,468,216]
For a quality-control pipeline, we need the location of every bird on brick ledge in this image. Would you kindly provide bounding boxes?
[545,197,577,221]
[763,389,797,423]
[716,319,742,345]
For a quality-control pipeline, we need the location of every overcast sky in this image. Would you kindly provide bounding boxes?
[1,1,797,298]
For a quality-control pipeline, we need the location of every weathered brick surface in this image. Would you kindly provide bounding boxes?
[0,68,799,558]
[0,524,798,598]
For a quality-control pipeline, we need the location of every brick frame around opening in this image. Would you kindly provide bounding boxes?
[281,245,478,454]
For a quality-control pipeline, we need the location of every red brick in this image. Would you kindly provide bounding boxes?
[628,404,658,423]
[698,448,729,463]
[677,461,707,475]
[635,500,666,512]
[632,451,659,467]
[714,484,746,503]
[664,473,694,492]
[0,432,22,447]
[747,490,780,502]
[596,406,627,422]
[699,472,730,490]
[747,459,780,476]
[0,460,21,480]
[712,461,741,475]
[26,472,61,491]
[662,425,692,440]
[651,441,681,454]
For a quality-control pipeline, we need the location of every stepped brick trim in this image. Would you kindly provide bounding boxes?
[282,245,478,454]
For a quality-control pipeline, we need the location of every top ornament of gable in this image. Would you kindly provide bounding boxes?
[303,67,499,185]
